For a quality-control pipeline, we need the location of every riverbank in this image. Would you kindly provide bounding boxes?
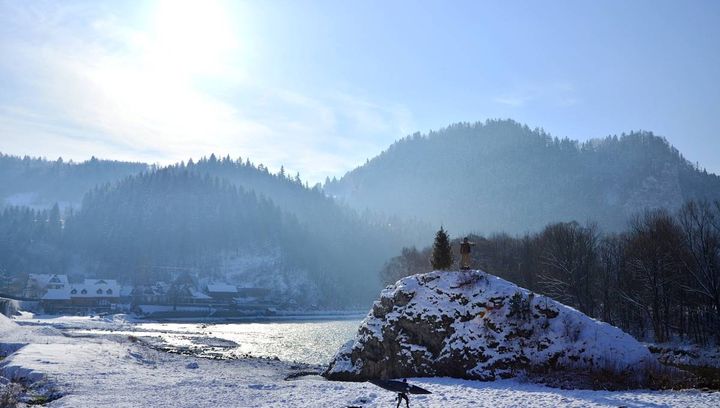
[2,314,720,407]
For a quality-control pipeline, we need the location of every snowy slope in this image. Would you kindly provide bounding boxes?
[326,270,654,384]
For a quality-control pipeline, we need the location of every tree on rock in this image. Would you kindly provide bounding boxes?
[431,226,453,270]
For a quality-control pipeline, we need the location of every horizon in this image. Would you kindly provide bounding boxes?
[1,0,719,183]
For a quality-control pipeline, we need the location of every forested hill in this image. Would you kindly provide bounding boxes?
[325,119,720,234]
[69,169,292,276]
[1,167,405,305]
[0,153,428,245]
[0,154,148,209]
[184,155,429,245]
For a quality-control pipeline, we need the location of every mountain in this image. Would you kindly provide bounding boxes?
[325,119,720,234]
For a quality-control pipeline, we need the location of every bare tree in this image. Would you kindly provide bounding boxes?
[597,234,625,325]
[380,246,430,284]
[677,200,720,342]
[537,222,598,315]
[624,210,685,342]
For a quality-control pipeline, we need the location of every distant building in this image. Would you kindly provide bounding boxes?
[185,288,212,304]
[68,279,120,308]
[119,285,134,304]
[40,278,120,313]
[132,283,170,304]
[41,288,72,312]
[24,274,68,299]
[131,283,212,306]
[205,283,238,301]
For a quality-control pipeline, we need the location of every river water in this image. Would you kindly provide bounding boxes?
[132,318,363,366]
[23,314,364,366]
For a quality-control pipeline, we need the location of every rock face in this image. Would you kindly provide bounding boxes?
[325,270,653,381]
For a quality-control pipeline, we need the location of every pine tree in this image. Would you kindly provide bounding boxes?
[431,226,453,270]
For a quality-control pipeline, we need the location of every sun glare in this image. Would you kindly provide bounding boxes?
[80,0,244,154]
[147,0,237,76]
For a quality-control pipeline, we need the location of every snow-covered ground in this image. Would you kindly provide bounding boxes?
[1,314,719,407]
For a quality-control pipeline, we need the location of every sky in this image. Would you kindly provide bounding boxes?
[1,0,719,183]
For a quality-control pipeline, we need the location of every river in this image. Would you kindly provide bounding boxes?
[65,316,364,366]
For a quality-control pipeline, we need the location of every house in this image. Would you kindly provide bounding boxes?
[40,278,120,313]
[40,288,72,313]
[119,285,134,304]
[205,283,238,301]
[24,274,68,299]
[186,288,212,304]
[132,282,170,304]
[68,279,120,309]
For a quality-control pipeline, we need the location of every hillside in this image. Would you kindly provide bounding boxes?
[0,154,148,209]
[0,167,403,306]
[0,154,423,304]
[325,119,720,234]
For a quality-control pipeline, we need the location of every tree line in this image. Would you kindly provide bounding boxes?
[381,200,720,345]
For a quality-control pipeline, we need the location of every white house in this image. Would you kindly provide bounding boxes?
[24,274,68,299]
[41,278,120,312]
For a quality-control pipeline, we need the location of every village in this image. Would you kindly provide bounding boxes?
[18,273,280,318]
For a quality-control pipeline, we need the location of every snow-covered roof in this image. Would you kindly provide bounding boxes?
[206,283,238,293]
[136,282,170,296]
[189,289,212,300]
[85,279,119,287]
[68,279,120,298]
[28,274,68,286]
[42,288,71,300]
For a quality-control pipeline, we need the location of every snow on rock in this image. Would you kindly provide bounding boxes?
[0,313,17,331]
[325,270,654,382]
[0,297,21,317]
[650,343,720,369]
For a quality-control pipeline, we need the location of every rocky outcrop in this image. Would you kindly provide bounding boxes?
[0,298,19,318]
[325,270,653,382]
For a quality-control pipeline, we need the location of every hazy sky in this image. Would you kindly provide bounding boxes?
[1,0,719,182]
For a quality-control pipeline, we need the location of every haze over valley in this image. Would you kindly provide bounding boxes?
[2,1,719,407]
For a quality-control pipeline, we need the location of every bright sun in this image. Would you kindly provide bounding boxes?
[147,0,237,76]
[83,0,244,151]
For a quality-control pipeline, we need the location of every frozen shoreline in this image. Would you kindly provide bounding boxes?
[2,314,720,407]
[14,309,367,324]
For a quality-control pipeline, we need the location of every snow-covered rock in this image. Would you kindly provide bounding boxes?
[325,270,654,382]
[0,314,17,331]
[0,297,20,318]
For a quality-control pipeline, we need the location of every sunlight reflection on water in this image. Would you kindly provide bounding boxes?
[137,318,362,365]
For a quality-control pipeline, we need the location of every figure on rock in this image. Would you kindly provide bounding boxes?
[459,237,475,270]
